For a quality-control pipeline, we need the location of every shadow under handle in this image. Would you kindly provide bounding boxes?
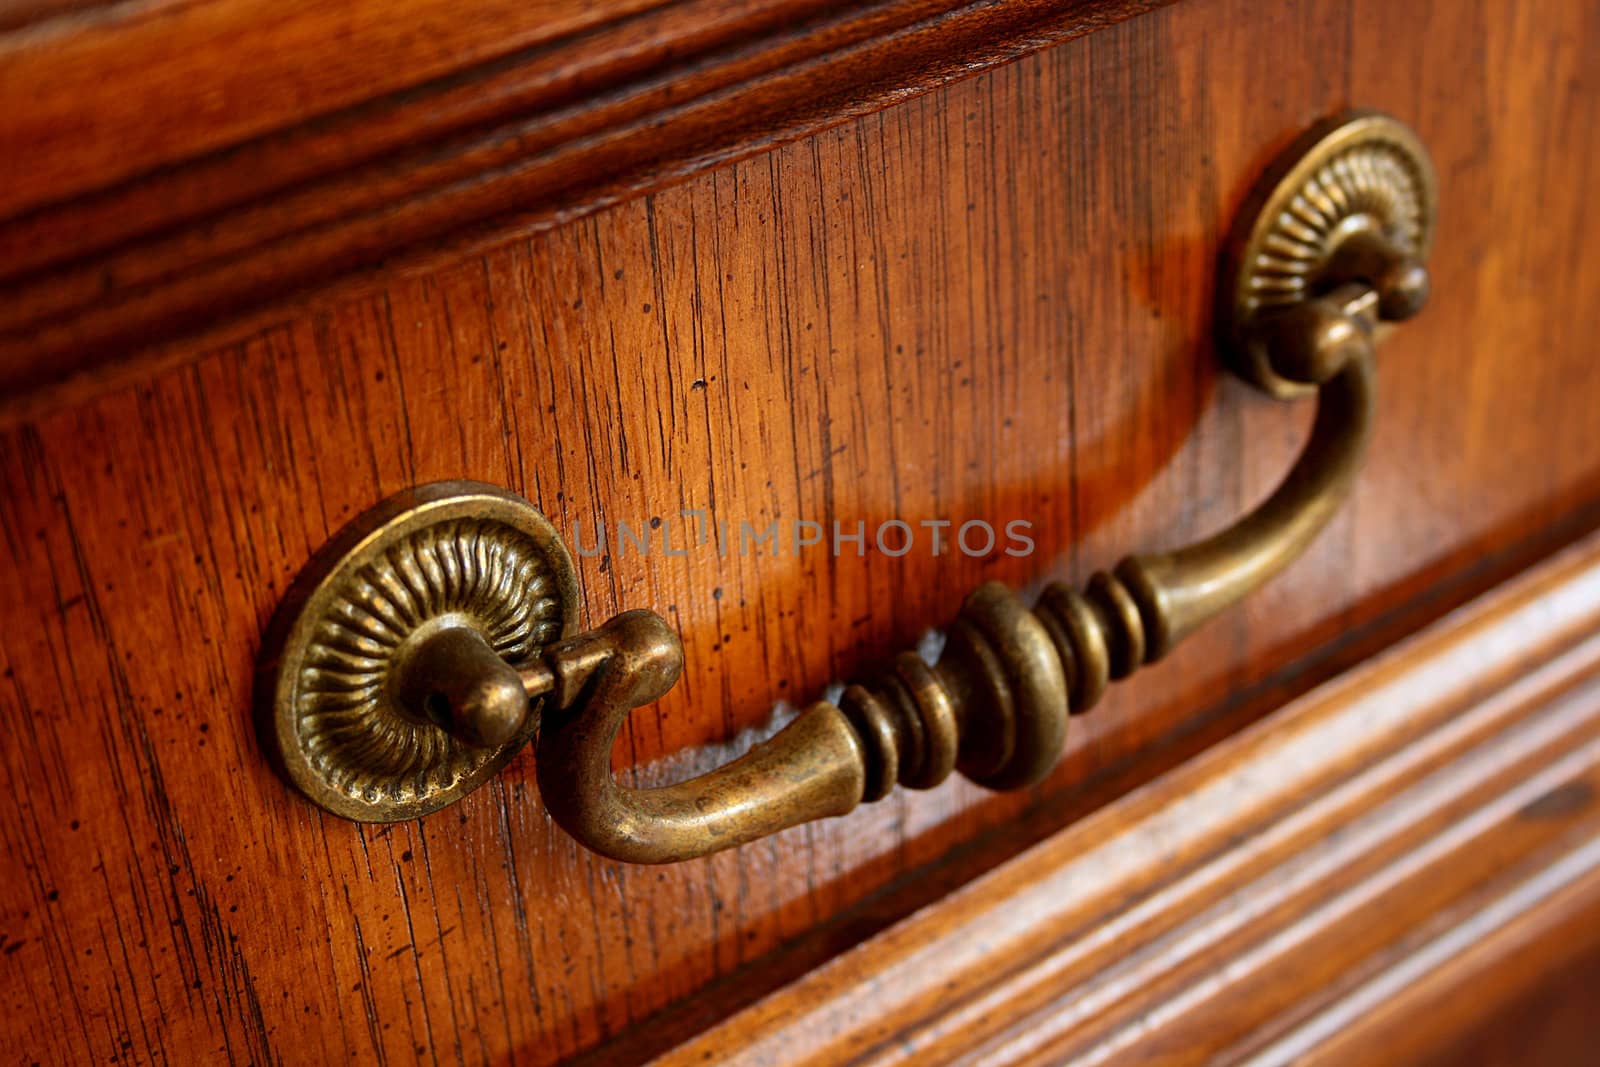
[513,294,1377,863]
[260,110,1434,860]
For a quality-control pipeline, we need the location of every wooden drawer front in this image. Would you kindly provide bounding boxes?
[2,0,1598,1062]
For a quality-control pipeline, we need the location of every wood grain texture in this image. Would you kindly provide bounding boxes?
[648,529,1600,1066]
[1412,948,1600,1067]
[2,0,1600,1061]
[0,0,1169,419]
[0,0,679,212]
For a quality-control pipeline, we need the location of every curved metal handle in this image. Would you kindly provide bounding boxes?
[262,111,1436,861]
[523,293,1388,862]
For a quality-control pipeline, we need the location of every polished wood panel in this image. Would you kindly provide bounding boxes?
[0,0,678,213]
[1414,951,1600,1067]
[649,530,1600,1066]
[0,0,1166,417]
[2,0,1599,1062]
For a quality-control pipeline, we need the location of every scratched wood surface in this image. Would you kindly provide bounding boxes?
[0,0,1170,413]
[2,0,1600,1062]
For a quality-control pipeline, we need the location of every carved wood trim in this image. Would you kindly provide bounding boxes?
[650,530,1600,1065]
[0,0,1167,420]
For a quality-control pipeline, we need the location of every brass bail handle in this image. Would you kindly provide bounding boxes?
[260,112,1436,862]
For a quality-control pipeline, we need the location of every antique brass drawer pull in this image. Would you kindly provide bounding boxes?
[259,112,1435,862]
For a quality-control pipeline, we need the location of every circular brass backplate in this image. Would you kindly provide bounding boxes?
[257,481,579,822]
[1219,111,1437,397]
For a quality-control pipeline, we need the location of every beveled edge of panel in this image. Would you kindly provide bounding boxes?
[639,528,1600,1066]
[0,0,1171,425]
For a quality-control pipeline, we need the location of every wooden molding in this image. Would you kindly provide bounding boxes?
[0,0,1166,420]
[648,530,1600,1065]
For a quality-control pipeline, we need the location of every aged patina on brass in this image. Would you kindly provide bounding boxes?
[257,482,580,821]
[260,111,1436,862]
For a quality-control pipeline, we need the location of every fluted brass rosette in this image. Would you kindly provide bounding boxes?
[256,482,579,821]
[259,111,1435,861]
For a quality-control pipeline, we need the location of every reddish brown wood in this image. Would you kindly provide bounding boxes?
[648,531,1600,1065]
[0,0,1598,1062]
[0,0,1169,420]
[0,0,679,214]
[1412,947,1600,1067]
